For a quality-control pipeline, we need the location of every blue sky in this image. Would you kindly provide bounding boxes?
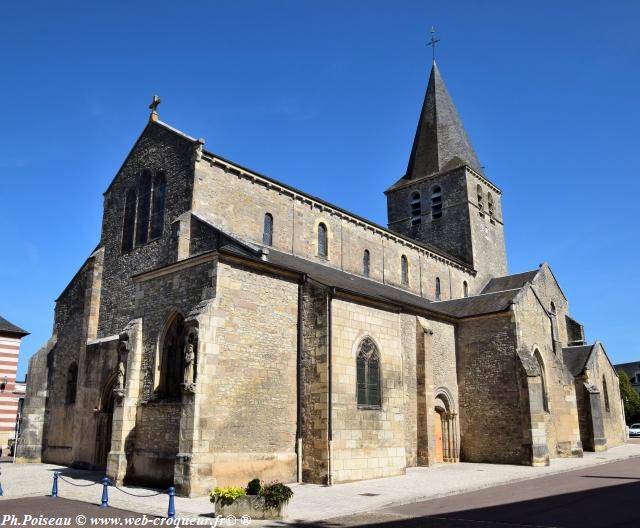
[1,1,639,379]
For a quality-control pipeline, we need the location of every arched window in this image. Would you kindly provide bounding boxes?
[318,223,328,258]
[431,186,443,219]
[603,375,610,412]
[66,363,78,405]
[363,249,370,277]
[136,170,153,246]
[121,188,137,252]
[149,172,166,240]
[401,255,409,286]
[410,192,422,226]
[356,337,381,407]
[535,351,549,412]
[550,302,556,314]
[435,277,441,301]
[477,185,484,214]
[463,281,469,298]
[263,213,273,245]
[487,192,495,220]
[159,313,185,399]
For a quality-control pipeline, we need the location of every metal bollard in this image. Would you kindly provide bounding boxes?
[100,477,110,508]
[167,487,176,518]
[51,472,59,498]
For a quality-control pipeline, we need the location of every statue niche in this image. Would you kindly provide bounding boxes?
[181,326,198,394]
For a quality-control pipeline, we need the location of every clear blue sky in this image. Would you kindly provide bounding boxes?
[1,1,639,379]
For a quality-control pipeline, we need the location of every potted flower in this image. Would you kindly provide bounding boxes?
[209,479,293,520]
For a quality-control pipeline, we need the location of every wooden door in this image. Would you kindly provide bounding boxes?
[434,410,444,463]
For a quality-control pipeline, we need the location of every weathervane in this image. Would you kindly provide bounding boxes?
[427,27,440,63]
[149,95,161,121]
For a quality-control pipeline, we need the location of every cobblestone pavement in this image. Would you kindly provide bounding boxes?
[1,443,639,525]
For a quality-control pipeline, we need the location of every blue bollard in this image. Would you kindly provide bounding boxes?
[167,487,176,518]
[100,477,110,508]
[51,472,59,498]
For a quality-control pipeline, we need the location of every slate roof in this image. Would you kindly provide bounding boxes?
[482,270,539,294]
[0,315,28,337]
[615,361,640,381]
[403,62,484,182]
[563,344,595,376]
[426,289,520,318]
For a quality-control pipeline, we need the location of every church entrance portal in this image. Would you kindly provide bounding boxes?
[95,375,116,469]
[434,392,459,464]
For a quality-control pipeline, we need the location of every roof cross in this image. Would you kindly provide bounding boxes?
[149,95,161,121]
[427,27,440,63]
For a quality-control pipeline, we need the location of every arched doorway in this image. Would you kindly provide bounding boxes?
[95,374,117,469]
[434,391,459,464]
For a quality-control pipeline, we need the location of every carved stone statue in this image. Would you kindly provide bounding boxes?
[181,327,198,394]
[114,337,129,399]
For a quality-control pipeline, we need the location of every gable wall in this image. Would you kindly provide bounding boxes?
[586,346,626,447]
[98,123,197,338]
[515,287,581,458]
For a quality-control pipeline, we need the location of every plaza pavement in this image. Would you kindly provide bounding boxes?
[1,442,639,525]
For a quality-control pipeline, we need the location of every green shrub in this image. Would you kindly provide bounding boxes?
[209,486,246,506]
[259,482,294,509]
[246,478,262,495]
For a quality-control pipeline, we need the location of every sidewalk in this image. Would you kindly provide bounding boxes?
[1,443,640,524]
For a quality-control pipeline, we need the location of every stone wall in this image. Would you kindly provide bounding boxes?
[515,286,582,459]
[40,248,105,467]
[301,280,330,484]
[329,298,406,482]
[456,312,527,464]
[586,344,626,448]
[195,259,299,487]
[192,157,476,302]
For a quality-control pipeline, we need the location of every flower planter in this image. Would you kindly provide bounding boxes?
[215,495,288,520]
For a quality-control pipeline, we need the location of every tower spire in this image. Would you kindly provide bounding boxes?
[405,62,484,179]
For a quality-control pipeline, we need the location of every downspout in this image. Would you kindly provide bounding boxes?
[327,287,335,486]
[296,274,307,483]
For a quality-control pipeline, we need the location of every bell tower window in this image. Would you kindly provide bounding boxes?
[410,192,422,225]
[431,186,443,219]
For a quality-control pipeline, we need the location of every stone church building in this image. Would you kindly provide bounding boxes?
[18,61,625,496]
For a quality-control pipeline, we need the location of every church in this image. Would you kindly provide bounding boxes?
[17,59,625,496]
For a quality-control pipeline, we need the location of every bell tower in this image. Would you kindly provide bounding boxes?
[385,62,507,286]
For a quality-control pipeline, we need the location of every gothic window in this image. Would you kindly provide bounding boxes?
[356,337,381,408]
[603,375,610,412]
[318,223,328,258]
[487,192,495,221]
[431,186,443,219]
[136,170,153,246]
[435,277,441,301]
[410,192,422,225]
[121,188,137,252]
[535,351,549,412]
[159,313,185,399]
[66,363,78,405]
[363,249,370,277]
[149,172,166,240]
[477,185,484,215]
[401,255,409,286]
[463,281,469,298]
[550,302,556,314]
[263,213,274,245]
